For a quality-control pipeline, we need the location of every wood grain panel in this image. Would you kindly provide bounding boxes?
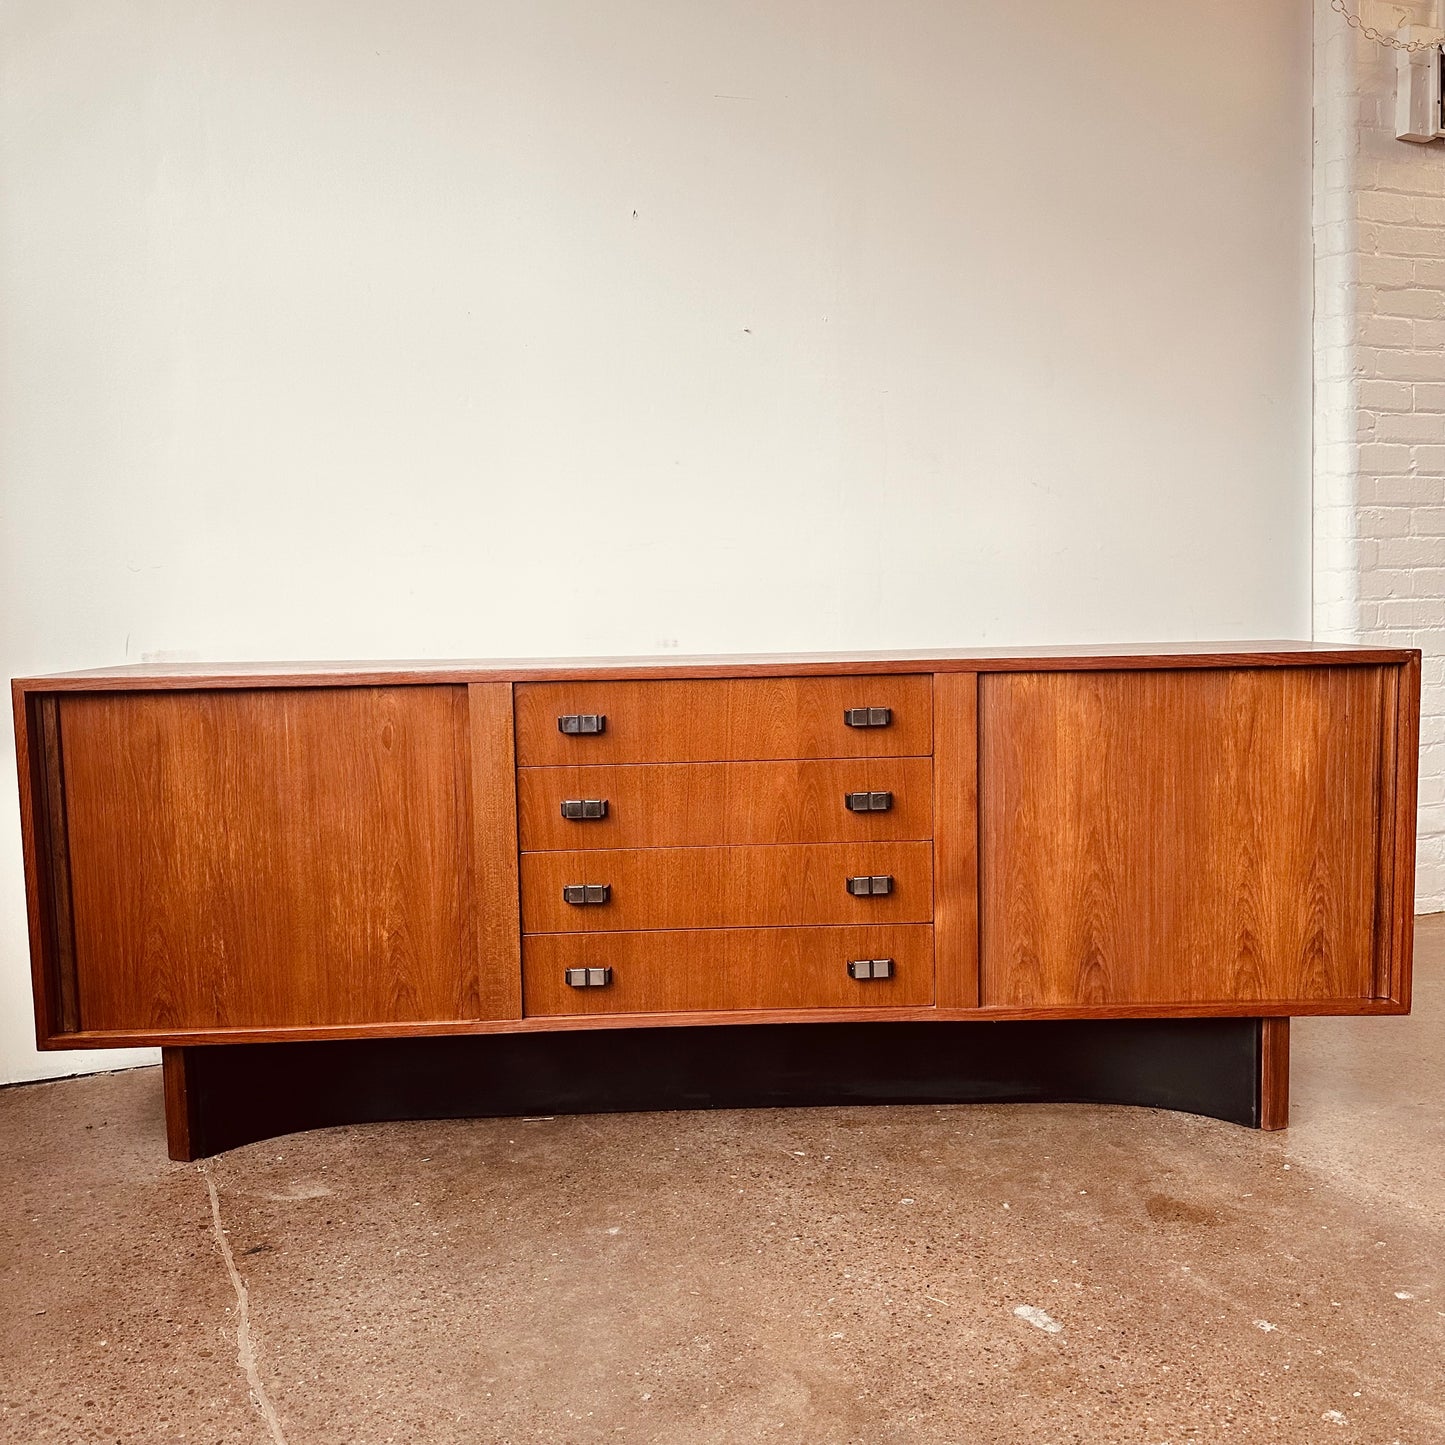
[932,672,979,1008]
[517,758,932,851]
[468,684,524,1020]
[60,688,477,1031]
[523,925,934,1015]
[979,668,1387,1008]
[521,842,933,933]
[514,676,931,765]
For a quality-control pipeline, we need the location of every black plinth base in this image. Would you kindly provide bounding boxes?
[167,1017,1280,1160]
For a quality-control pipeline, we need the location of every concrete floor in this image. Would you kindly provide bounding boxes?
[4,922,1444,1444]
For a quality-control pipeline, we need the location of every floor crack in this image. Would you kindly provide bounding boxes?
[201,1162,290,1445]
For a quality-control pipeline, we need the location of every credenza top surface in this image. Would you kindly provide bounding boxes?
[12,640,1417,692]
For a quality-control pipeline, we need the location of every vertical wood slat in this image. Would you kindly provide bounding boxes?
[1257,1017,1290,1131]
[451,688,481,1021]
[470,683,523,1019]
[1373,665,1400,1000]
[933,672,979,1009]
[38,698,81,1033]
[12,690,81,1041]
[1388,654,1421,1009]
[12,684,54,1043]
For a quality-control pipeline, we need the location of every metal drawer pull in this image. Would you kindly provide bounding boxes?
[845,874,894,897]
[845,791,894,813]
[843,706,892,728]
[558,713,607,736]
[562,883,612,906]
[564,966,613,988]
[847,958,895,981]
[560,798,609,820]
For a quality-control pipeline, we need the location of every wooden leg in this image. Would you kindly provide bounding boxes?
[162,1047,202,1161]
[1258,1018,1290,1131]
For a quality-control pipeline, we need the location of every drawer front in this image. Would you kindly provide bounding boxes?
[521,842,933,932]
[524,925,934,1015]
[514,676,931,765]
[518,758,933,851]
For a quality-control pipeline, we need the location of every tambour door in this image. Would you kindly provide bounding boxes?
[55,687,484,1032]
[978,666,1397,1009]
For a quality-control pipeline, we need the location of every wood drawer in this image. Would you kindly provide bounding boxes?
[518,758,933,851]
[521,842,933,932]
[514,675,931,765]
[523,925,934,1015]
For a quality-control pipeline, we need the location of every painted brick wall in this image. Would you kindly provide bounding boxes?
[1315,0,1445,911]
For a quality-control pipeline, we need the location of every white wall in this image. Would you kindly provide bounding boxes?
[0,0,1313,1084]
[1313,0,1445,912]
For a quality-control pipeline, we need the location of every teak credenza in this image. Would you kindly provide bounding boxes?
[12,643,1420,1158]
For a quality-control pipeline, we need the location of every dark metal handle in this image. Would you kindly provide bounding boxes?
[845,874,894,897]
[562,884,612,906]
[843,707,892,728]
[561,799,609,820]
[845,791,893,813]
[564,966,613,988]
[558,714,607,736]
[848,958,895,980]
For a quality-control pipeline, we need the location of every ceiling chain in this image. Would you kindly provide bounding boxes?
[1330,0,1442,52]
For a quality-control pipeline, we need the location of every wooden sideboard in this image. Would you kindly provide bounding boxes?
[12,643,1420,1157]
